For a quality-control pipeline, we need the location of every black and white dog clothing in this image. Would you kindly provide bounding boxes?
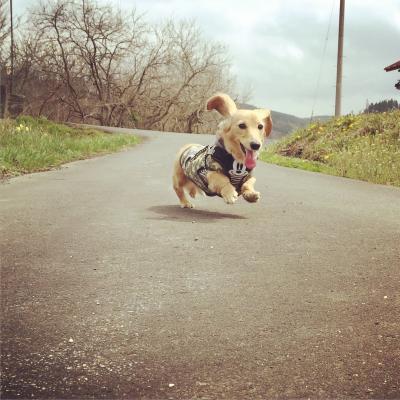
[180,140,253,197]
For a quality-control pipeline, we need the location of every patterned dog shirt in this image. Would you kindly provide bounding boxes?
[180,141,253,197]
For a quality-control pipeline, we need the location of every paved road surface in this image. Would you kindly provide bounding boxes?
[1,128,400,399]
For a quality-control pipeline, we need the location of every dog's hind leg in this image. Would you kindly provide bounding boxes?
[185,181,199,199]
[173,159,194,208]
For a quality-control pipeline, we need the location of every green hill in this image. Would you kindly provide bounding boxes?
[271,111,330,139]
[239,103,330,138]
[261,110,400,187]
[0,116,139,178]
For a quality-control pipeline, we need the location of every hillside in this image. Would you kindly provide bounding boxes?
[0,116,139,178]
[239,103,330,138]
[271,111,330,138]
[261,110,400,186]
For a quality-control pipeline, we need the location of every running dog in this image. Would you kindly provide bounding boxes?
[172,93,272,208]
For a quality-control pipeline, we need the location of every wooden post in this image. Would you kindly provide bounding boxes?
[0,83,6,118]
[335,0,345,117]
[10,0,14,96]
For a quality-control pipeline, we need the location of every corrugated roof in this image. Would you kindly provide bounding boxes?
[384,60,400,72]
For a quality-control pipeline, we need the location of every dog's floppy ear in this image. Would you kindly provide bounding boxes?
[255,109,273,137]
[206,93,237,117]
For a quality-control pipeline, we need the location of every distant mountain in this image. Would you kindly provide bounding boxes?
[239,103,331,139]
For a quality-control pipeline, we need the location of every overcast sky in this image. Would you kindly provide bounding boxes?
[14,0,400,117]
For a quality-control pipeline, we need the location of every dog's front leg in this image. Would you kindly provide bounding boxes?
[241,177,261,203]
[207,171,238,204]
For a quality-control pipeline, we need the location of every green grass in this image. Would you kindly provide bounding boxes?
[0,116,139,178]
[260,152,334,173]
[261,110,400,186]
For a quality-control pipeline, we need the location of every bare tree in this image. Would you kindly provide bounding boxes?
[133,20,234,132]
[12,0,238,134]
[0,0,10,66]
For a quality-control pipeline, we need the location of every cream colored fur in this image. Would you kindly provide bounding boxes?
[172,93,272,208]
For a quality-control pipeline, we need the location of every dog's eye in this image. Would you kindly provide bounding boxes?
[238,123,247,129]
[258,124,264,130]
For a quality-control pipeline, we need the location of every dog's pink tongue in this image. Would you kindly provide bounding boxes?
[245,149,257,169]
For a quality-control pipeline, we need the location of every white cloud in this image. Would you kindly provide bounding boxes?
[106,0,400,116]
[270,42,304,61]
[14,0,400,116]
[393,11,400,30]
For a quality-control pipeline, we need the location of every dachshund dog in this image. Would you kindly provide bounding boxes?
[172,93,272,208]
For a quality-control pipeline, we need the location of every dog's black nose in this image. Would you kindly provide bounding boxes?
[250,142,261,150]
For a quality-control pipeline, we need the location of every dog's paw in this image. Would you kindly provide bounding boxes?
[243,190,261,203]
[221,187,238,204]
[181,201,194,209]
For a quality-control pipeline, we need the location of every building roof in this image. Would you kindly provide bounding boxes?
[384,60,400,72]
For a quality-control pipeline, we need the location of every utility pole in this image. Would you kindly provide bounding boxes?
[335,0,345,117]
[9,0,14,96]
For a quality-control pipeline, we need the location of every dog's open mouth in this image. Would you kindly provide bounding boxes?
[240,143,257,169]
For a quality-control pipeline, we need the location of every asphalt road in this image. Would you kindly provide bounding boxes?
[1,128,400,400]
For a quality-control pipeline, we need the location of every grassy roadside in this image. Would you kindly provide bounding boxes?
[0,116,139,178]
[261,110,400,187]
